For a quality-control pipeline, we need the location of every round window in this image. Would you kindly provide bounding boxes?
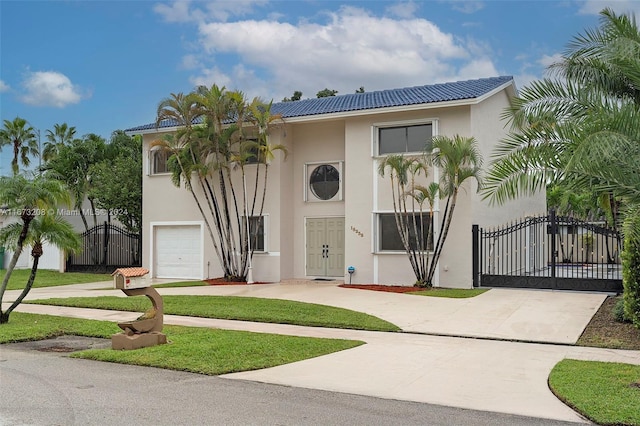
[310,164,340,200]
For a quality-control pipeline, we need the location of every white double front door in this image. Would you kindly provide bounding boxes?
[306,217,345,277]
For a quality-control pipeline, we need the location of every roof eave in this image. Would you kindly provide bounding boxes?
[125,127,182,136]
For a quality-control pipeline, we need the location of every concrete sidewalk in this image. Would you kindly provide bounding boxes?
[5,281,639,423]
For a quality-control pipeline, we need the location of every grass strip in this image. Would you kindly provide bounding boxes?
[0,312,118,343]
[27,295,401,332]
[408,288,489,298]
[549,359,640,426]
[1,270,112,290]
[1,312,363,375]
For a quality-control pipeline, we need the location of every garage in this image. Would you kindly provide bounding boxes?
[153,224,202,279]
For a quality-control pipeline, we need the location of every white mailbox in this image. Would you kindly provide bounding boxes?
[112,267,150,290]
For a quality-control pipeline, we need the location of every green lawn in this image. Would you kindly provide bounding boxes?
[0,312,363,375]
[28,295,401,332]
[549,359,640,425]
[1,269,112,290]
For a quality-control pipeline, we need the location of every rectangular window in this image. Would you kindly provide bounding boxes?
[248,216,265,252]
[151,149,169,174]
[378,123,432,155]
[378,213,433,251]
[244,138,263,165]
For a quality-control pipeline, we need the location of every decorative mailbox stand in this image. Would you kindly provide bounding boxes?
[111,267,167,350]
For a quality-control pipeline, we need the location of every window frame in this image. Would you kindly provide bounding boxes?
[373,118,438,157]
[243,137,264,165]
[149,148,170,175]
[304,161,344,202]
[247,215,268,253]
[375,212,435,253]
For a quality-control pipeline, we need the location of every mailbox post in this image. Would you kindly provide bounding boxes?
[111,268,167,350]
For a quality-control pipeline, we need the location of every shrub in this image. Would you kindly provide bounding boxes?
[612,297,629,323]
[621,235,640,329]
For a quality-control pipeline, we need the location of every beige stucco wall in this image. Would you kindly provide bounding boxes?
[342,106,471,286]
[142,132,209,279]
[139,81,545,287]
[287,120,346,279]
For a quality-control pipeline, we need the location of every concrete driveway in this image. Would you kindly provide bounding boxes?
[154,282,607,344]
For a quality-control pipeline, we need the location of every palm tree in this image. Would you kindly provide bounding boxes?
[426,135,483,285]
[483,8,640,326]
[0,213,80,324]
[378,153,433,285]
[376,134,481,287]
[154,85,286,281]
[246,98,287,256]
[0,117,39,175]
[43,123,76,162]
[484,8,640,209]
[0,174,72,323]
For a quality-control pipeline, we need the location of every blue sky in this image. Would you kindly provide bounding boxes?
[1,0,639,175]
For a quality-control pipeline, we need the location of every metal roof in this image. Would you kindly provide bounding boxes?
[126,76,513,133]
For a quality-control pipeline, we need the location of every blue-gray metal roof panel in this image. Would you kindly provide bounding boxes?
[126,76,513,132]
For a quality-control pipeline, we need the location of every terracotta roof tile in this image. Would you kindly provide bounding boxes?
[112,267,149,277]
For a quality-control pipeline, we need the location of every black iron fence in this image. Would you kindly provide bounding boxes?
[472,211,623,292]
[66,222,141,273]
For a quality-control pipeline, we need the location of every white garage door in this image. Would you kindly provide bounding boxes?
[154,225,201,279]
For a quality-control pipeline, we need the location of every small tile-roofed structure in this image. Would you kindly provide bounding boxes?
[125,76,514,132]
[112,267,150,290]
[112,267,149,278]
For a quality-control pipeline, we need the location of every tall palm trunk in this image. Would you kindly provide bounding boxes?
[427,193,456,285]
[2,244,42,323]
[0,213,33,324]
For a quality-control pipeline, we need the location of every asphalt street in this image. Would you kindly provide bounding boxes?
[0,339,581,426]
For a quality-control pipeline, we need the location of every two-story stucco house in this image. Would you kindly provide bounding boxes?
[126,76,545,287]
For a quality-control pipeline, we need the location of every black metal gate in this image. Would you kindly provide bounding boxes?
[472,211,623,292]
[66,222,141,273]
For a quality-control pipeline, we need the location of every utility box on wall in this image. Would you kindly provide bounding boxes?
[112,267,150,290]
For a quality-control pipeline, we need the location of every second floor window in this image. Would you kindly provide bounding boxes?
[378,123,432,155]
[150,149,169,174]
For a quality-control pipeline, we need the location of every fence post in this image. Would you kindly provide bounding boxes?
[472,224,480,287]
[103,221,109,271]
[549,209,557,280]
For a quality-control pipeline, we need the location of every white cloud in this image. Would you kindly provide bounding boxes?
[153,1,200,23]
[513,73,542,92]
[154,0,267,23]
[180,54,201,70]
[539,53,563,68]
[455,58,499,81]
[0,80,9,93]
[20,71,84,108]
[189,66,232,88]
[577,0,640,15]
[386,1,419,19]
[189,6,493,100]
